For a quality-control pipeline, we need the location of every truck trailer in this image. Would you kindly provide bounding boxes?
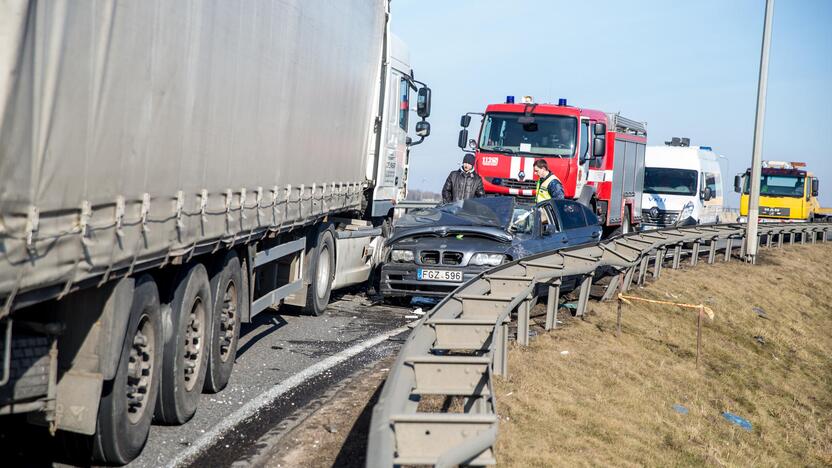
[0,0,430,464]
[457,97,647,236]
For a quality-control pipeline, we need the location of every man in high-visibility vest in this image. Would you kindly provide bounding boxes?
[533,159,565,202]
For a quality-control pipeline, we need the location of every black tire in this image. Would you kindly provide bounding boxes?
[155,263,212,425]
[303,229,335,316]
[93,275,163,464]
[203,252,244,393]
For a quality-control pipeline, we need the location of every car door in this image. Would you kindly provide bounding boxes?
[553,200,598,245]
[516,202,566,255]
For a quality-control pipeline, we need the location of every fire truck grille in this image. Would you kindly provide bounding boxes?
[642,209,680,226]
[500,179,537,190]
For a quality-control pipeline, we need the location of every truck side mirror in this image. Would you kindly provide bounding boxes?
[416,87,431,118]
[460,114,471,128]
[458,128,469,149]
[592,137,605,157]
[593,123,606,136]
[812,178,819,197]
[733,175,742,193]
[702,187,713,201]
[415,120,430,137]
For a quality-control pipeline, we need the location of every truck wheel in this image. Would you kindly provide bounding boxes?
[304,229,335,316]
[203,252,243,393]
[155,263,211,424]
[93,275,163,464]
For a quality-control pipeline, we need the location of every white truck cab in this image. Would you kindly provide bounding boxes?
[641,138,728,229]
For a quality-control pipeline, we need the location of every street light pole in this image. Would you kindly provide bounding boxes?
[746,0,774,263]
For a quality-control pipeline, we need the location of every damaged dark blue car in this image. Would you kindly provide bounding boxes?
[380,196,601,299]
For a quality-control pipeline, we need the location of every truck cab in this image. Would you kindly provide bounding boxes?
[735,161,819,222]
[641,138,728,229]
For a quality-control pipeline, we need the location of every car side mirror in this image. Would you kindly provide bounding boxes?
[543,224,555,236]
[416,87,431,118]
[457,128,469,149]
[460,114,471,128]
[812,178,819,197]
[593,122,606,136]
[702,187,712,201]
[733,175,742,193]
[415,120,430,137]
[592,137,605,157]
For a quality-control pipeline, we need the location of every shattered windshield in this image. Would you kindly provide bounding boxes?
[478,112,577,157]
[397,197,517,230]
[509,206,536,234]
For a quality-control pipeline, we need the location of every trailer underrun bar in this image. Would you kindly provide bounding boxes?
[365,222,832,467]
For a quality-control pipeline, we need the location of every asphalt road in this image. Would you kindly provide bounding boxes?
[0,291,414,467]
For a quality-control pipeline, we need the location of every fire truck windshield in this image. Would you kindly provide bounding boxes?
[478,113,577,157]
[743,174,805,197]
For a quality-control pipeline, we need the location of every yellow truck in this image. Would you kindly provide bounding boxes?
[735,161,832,222]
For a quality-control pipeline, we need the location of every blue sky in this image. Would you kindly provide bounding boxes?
[392,0,832,206]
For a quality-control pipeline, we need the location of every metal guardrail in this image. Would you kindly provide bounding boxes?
[366,222,832,467]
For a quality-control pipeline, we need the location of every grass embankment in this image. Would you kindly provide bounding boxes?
[495,244,832,466]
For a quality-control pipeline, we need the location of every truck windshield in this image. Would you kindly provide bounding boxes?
[643,168,698,195]
[478,113,577,157]
[743,174,805,197]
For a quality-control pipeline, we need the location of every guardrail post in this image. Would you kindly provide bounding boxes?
[517,297,530,346]
[777,232,783,248]
[708,239,717,263]
[724,237,733,262]
[545,281,561,330]
[740,235,747,259]
[600,273,621,302]
[789,231,795,246]
[653,248,665,279]
[576,273,593,317]
[810,229,817,244]
[690,241,700,266]
[765,232,772,248]
[800,229,806,245]
[622,265,636,291]
[493,321,508,377]
[672,244,682,269]
[638,255,650,286]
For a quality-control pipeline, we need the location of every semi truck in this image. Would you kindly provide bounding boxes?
[457,97,647,236]
[0,0,430,464]
[735,161,831,222]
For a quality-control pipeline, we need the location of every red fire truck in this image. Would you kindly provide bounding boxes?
[457,97,647,235]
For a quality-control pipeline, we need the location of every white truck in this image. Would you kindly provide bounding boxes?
[0,1,430,464]
[641,138,728,229]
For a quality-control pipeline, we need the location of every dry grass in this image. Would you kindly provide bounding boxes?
[495,243,832,467]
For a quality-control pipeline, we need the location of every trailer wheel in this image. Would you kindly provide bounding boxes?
[93,275,163,464]
[203,252,243,393]
[155,263,211,424]
[304,229,335,316]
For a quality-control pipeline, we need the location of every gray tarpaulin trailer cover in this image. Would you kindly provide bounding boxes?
[0,0,387,310]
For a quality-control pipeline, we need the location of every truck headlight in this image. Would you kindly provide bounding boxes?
[390,249,414,262]
[676,201,694,224]
[469,253,506,266]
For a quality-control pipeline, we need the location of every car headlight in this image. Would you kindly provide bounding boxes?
[469,253,506,266]
[390,249,414,262]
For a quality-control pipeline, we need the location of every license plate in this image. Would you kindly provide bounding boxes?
[417,269,463,282]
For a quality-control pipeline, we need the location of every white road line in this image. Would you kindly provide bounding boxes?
[169,324,412,467]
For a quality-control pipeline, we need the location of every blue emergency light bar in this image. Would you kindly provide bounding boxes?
[558,98,567,106]
[506,95,515,104]
[700,146,712,151]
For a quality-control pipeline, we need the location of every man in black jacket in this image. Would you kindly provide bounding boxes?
[442,153,485,204]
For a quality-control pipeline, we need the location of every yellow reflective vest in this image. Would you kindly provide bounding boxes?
[536,173,561,202]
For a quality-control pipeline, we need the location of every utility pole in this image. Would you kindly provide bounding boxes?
[746,0,774,263]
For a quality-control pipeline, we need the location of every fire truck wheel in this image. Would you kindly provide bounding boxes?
[303,229,335,316]
[155,263,212,425]
[93,275,163,464]
[203,251,244,393]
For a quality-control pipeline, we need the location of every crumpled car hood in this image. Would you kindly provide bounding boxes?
[388,225,513,245]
